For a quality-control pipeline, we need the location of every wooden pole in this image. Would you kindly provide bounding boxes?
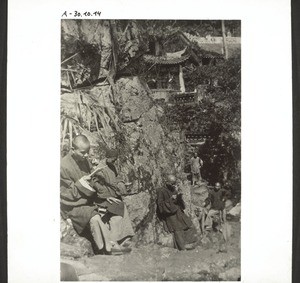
[179,64,185,92]
[221,20,228,60]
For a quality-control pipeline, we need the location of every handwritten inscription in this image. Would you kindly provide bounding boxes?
[62,11,101,18]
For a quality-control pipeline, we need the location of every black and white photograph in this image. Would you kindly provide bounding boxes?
[7,1,293,282]
[60,19,241,281]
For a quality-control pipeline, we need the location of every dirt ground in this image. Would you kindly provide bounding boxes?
[61,218,240,281]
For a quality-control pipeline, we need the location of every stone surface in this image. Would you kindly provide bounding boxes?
[228,202,241,217]
[116,77,153,120]
[123,192,151,228]
[60,218,94,257]
[62,221,240,281]
[219,267,241,281]
[61,242,90,259]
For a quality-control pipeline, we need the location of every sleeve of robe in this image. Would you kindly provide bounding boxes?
[60,166,92,207]
[205,190,214,206]
[157,189,179,215]
[92,179,116,199]
[92,170,120,199]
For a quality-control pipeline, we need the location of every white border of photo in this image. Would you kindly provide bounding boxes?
[7,0,292,282]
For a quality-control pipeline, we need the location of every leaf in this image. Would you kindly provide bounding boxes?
[93,110,99,132]
[69,119,73,147]
[75,102,83,126]
[73,123,79,136]
[70,71,76,86]
[105,106,120,131]
[97,131,109,147]
[96,108,109,128]
[62,118,68,145]
[86,108,92,131]
[66,71,72,90]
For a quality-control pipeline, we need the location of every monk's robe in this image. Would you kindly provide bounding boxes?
[157,184,197,250]
[60,152,98,235]
[93,162,135,243]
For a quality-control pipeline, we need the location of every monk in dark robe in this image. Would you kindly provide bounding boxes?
[93,149,135,245]
[60,135,125,254]
[157,174,198,250]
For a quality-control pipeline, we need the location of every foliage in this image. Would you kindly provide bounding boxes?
[136,20,241,39]
[61,20,241,193]
[164,57,241,189]
[61,20,241,87]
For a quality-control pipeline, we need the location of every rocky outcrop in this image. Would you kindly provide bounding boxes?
[60,218,94,258]
[60,75,207,253]
[60,19,209,253]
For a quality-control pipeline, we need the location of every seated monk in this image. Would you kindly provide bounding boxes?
[92,149,135,247]
[60,135,128,255]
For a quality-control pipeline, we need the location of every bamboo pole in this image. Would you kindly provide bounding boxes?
[221,20,228,60]
[61,52,80,65]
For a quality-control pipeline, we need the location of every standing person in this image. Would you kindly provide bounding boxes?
[93,149,135,247]
[157,174,198,250]
[203,182,228,230]
[60,135,124,255]
[190,152,203,185]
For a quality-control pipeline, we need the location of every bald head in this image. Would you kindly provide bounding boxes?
[215,182,221,190]
[72,135,90,149]
[166,174,177,185]
[72,135,90,161]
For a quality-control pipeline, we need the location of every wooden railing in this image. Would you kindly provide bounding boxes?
[185,133,210,146]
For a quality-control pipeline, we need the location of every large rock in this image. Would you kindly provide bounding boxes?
[61,76,202,248]
[60,218,94,257]
[116,77,153,121]
[123,192,151,228]
[61,242,90,259]
[228,202,241,217]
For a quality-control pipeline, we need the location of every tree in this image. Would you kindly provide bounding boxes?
[163,55,241,189]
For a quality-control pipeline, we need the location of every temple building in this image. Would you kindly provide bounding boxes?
[142,32,225,103]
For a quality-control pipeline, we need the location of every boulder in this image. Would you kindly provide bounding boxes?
[123,192,151,228]
[116,77,153,120]
[60,218,94,257]
[219,267,241,281]
[60,262,79,281]
[61,242,89,259]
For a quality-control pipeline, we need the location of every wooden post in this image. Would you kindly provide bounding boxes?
[221,20,228,60]
[179,64,185,93]
[156,65,162,88]
[155,39,161,56]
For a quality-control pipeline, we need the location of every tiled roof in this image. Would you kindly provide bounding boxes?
[143,54,190,65]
